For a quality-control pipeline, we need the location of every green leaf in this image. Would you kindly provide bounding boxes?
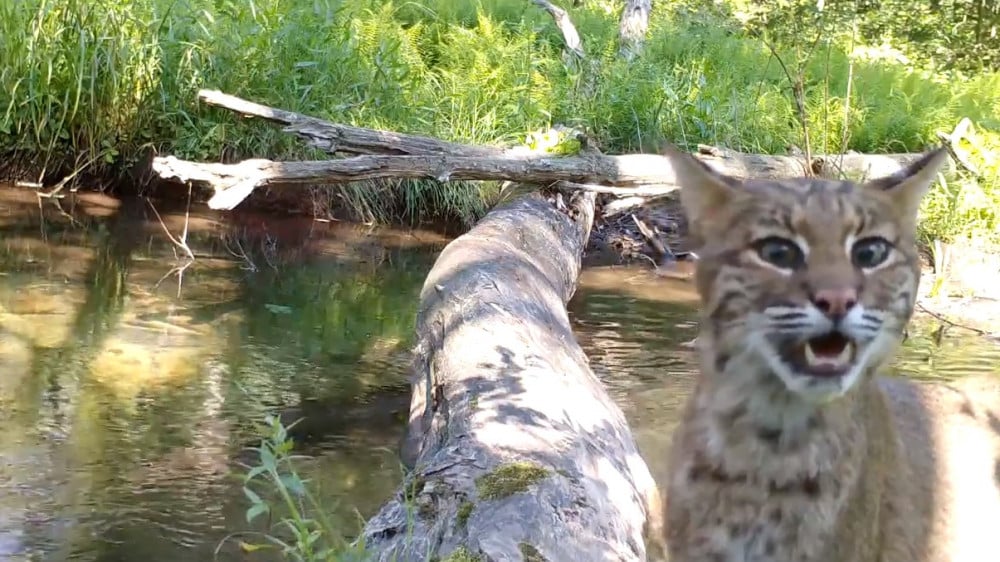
[245,501,269,523]
[280,473,307,496]
[243,485,264,505]
[245,465,267,481]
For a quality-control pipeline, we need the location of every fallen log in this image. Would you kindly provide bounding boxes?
[356,191,665,562]
[152,152,681,210]
[153,90,933,211]
[152,147,931,211]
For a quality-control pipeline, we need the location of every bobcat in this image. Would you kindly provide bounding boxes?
[661,147,1000,562]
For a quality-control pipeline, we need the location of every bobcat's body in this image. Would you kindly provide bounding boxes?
[661,149,1000,562]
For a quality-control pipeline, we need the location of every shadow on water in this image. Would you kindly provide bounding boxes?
[0,186,997,561]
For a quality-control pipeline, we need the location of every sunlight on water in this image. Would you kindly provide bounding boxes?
[0,187,996,561]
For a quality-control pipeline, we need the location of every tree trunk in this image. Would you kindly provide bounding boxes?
[618,0,652,60]
[357,191,665,562]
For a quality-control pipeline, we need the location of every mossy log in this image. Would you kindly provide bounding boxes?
[356,191,665,562]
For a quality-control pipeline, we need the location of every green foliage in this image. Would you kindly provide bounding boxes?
[1,0,999,239]
[232,413,371,561]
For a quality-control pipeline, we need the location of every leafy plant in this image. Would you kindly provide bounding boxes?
[225,413,370,562]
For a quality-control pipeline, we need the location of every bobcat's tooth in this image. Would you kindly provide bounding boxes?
[836,342,854,365]
[804,341,854,368]
[805,342,819,366]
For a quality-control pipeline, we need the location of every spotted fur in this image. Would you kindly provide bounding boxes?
[662,148,1000,562]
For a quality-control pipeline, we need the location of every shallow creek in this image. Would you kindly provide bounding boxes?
[0,187,996,561]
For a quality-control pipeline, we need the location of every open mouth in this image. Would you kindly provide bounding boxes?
[785,331,856,377]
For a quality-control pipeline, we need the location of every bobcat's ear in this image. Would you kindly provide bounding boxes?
[663,145,741,240]
[863,147,949,228]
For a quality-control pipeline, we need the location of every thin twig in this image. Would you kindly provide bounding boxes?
[37,150,108,198]
[630,213,674,262]
[915,302,988,336]
[556,180,676,197]
[837,18,857,175]
[763,38,813,175]
[146,196,195,261]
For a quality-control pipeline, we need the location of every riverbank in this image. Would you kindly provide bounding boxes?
[4,0,1000,242]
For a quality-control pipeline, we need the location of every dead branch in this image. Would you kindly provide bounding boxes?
[532,0,585,59]
[152,153,679,210]
[197,89,500,158]
[936,117,982,177]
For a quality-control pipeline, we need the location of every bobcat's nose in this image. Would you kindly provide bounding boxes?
[811,287,858,319]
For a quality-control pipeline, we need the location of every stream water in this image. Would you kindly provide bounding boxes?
[0,187,996,561]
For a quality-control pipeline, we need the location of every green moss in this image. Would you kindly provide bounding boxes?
[409,473,427,495]
[441,546,482,562]
[475,462,551,501]
[456,501,474,527]
[519,543,547,562]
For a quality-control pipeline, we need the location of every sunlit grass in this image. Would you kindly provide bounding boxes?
[1,0,999,240]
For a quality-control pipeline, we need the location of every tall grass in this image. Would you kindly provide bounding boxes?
[1,0,999,239]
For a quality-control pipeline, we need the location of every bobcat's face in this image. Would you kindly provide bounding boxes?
[671,149,948,403]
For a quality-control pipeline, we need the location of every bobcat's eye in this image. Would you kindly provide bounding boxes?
[851,237,892,269]
[752,236,805,270]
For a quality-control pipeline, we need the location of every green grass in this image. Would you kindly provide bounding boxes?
[2,0,999,240]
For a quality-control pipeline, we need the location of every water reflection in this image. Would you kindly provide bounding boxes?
[0,188,444,561]
[0,187,996,561]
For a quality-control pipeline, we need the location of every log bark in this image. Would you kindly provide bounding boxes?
[357,191,665,562]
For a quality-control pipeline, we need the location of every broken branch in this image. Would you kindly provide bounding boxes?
[532,0,585,59]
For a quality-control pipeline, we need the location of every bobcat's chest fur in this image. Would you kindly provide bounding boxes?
[665,377,891,562]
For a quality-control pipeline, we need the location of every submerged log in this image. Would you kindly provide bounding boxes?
[357,191,665,562]
[152,90,932,211]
